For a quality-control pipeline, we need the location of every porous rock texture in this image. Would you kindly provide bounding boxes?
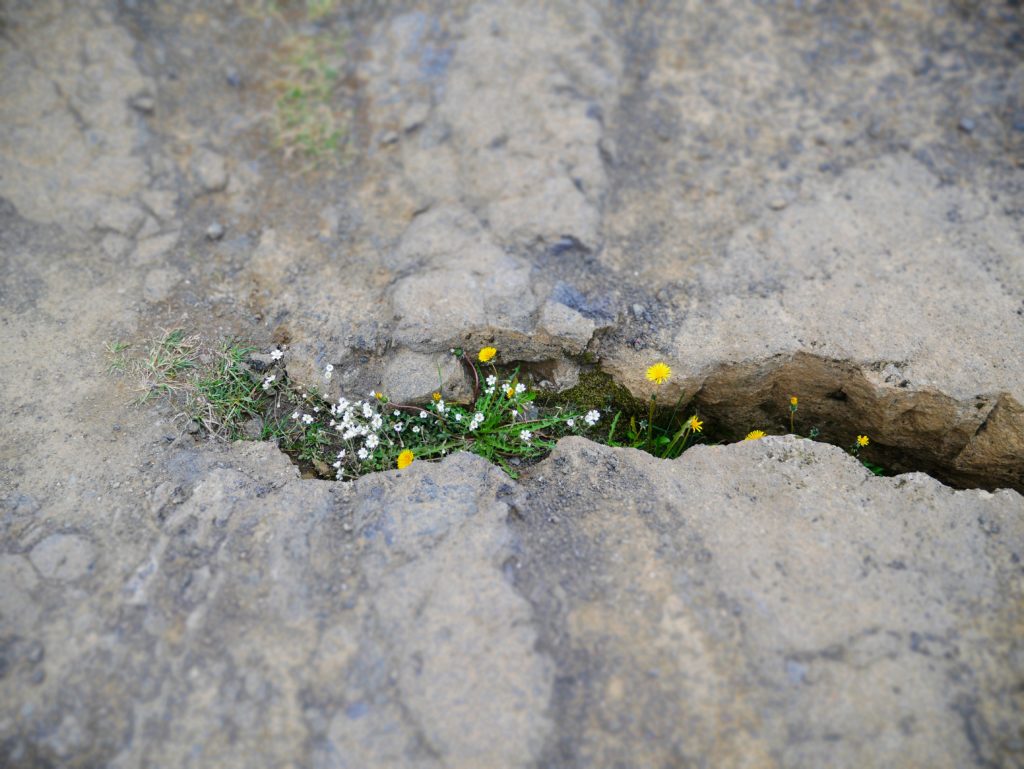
[2,437,1021,768]
[2,0,1024,767]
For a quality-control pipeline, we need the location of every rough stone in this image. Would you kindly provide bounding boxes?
[601,154,1024,489]
[3,437,1021,767]
[4,3,1024,768]
[193,149,229,193]
[28,533,97,582]
[96,201,146,237]
[0,3,152,229]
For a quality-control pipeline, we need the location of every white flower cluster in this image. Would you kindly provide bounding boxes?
[584,409,601,427]
[261,373,276,390]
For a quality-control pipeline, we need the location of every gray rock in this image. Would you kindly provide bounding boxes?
[3,438,1021,767]
[0,5,151,228]
[205,221,225,240]
[96,201,146,236]
[193,149,229,193]
[510,437,1024,768]
[602,155,1024,489]
[128,92,155,114]
[28,533,96,581]
[381,348,468,404]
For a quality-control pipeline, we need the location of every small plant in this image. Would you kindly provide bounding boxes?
[108,332,891,481]
[271,33,349,165]
[128,329,198,403]
[270,347,594,479]
[104,340,131,375]
[850,433,885,476]
[190,344,266,438]
[599,361,706,459]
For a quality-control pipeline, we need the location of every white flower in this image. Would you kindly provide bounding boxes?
[370,415,383,431]
[332,461,341,469]
[412,425,420,433]
[270,349,283,360]
[394,423,403,432]
[486,375,497,387]
[366,434,380,450]
[515,383,526,394]
[393,410,400,417]
[313,406,320,412]
[357,447,369,460]
[584,409,600,426]
[566,418,575,428]
[337,398,350,411]
[336,450,346,459]
[362,402,373,419]
[261,374,275,390]
[291,411,300,420]
[435,400,446,414]
[419,411,427,419]
[324,364,334,380]
[475,412,484,422]
[454,413,463,422]
[485,387,495,395]
[520,430,533,442]
[302,414,314,425]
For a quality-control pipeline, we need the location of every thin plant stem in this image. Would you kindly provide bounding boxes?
[646,394,656,450]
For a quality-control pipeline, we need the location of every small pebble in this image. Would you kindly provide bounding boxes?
[129,93,155,114]
[769,198,788,210]
[206,221,225,240]
[958,117,975,134]
[631,303,647,319]
[225,68,242,88]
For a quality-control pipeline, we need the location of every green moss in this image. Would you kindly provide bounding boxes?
[536,370,642,414]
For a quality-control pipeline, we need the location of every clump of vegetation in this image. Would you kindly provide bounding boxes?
[106,333,885,479]
[271,31,349,165]
[104,330,199,403]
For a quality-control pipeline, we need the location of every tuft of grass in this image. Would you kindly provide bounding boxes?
[271,33,349,165]
[135,330,198,403]
[190,344,266,438]
[104,340,132,375]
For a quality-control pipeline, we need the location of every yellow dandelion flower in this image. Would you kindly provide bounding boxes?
[857,434,869,447]
[646,362,672,385]
[478,346,497,363]
[397,449,414,470]
[745,430,766,441]
[432,392,441,402]
[506,386,515,398]
[790,396,798,407]
[688,415,704,432]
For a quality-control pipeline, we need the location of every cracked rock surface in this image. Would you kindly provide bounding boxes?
[2,437,1021,768]
[2,0,1024,767]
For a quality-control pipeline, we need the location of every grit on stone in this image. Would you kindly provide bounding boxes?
[2,0,1023,767]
